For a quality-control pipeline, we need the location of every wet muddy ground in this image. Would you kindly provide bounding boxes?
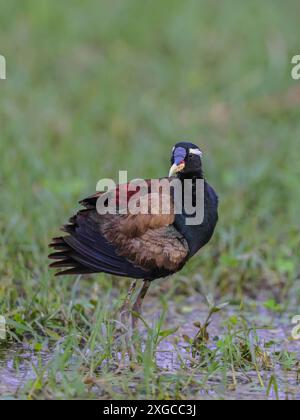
[0,297,299,400]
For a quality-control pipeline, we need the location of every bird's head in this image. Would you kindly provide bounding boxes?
[169,142,203,178]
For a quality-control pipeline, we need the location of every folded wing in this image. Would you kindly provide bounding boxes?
[49,179,189,279]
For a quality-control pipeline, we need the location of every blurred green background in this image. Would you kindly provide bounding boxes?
[0,0,300,300]
[1,0,300,401]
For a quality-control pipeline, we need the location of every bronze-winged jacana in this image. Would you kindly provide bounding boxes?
[49,142,218,328]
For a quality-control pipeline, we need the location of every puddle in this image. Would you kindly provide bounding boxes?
[0,299,299,399]
[0,345,51,398]
[156,300,300,399]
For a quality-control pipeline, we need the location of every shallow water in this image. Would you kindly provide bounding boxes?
[0,300,299,400]
[160,304,298,399]
[0,345,51,398]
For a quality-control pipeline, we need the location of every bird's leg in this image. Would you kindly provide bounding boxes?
[132,280,151,329]
[120,280,137,327]
[118,280,139,360]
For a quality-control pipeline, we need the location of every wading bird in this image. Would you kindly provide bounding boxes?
[49,142,218,328]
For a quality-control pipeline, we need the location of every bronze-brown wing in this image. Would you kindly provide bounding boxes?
[98,183,189,272]
[49,209,152,278]
[49,178,189,279]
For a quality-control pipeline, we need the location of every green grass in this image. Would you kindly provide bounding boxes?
[0,0,300,400]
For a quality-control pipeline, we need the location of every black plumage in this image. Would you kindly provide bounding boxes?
[49,142,218,326]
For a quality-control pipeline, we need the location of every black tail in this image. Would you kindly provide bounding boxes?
[49,237,94,276]
[48,210,149,279]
